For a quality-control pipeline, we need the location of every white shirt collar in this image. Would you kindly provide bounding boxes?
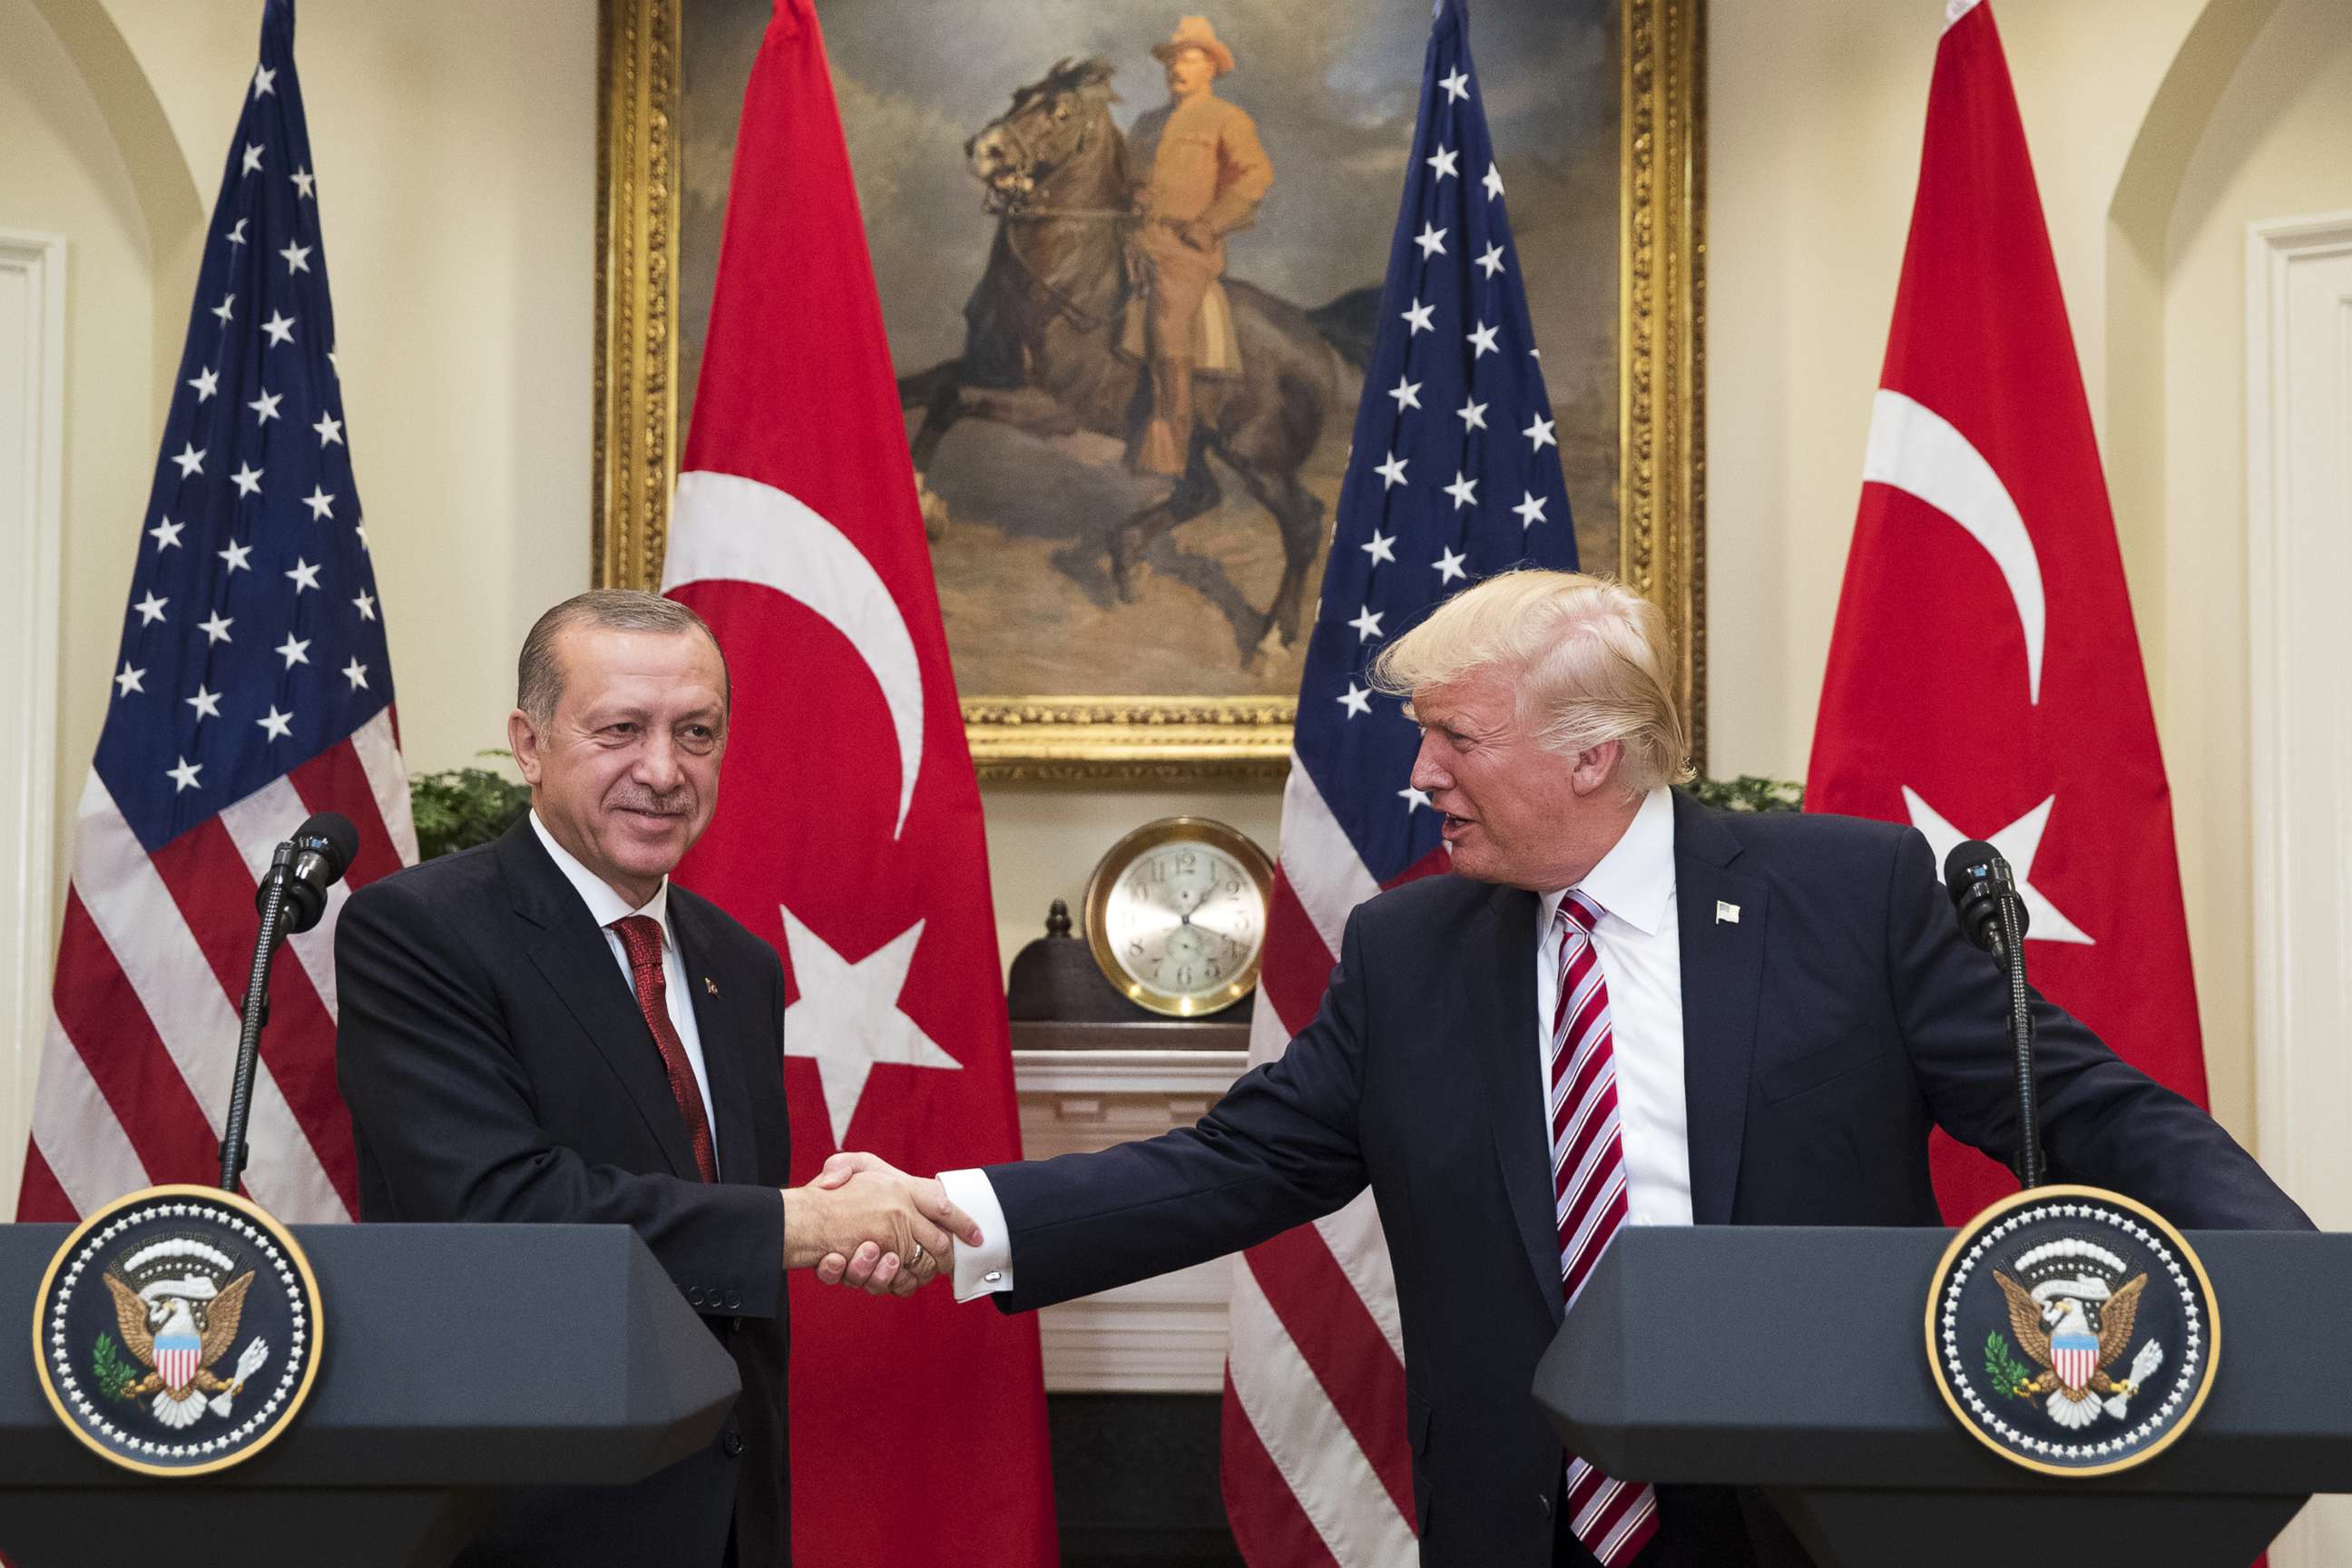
[1538,785,1676,936]
[530,808,671,943]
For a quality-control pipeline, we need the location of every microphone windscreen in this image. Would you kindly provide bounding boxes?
[1943,838,2006,906]
[294,811,360,884]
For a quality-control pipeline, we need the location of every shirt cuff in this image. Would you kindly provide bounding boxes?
[939,1167,1014,1302]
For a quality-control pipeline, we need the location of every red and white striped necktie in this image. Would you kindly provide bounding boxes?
[1551,893,1659,1565]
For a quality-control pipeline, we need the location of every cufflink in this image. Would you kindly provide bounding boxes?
[985,1270,1004,1284]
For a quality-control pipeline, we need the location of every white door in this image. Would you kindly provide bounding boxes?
[0,230,65,1219]
[2249,211,2352,1566]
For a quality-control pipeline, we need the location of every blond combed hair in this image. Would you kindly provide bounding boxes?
[1367,570,1693,794]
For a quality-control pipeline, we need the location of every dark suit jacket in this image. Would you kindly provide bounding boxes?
[983,795,2310,1568]
[336,818,791,1568]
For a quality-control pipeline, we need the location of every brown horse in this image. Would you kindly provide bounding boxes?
[897,57,1362,663]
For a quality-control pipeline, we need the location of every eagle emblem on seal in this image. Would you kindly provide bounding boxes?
[98,1235,273,1430]
[1988,1238,2165,1431]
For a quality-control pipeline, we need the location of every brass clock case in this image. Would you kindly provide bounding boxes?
[1083,817,1276,1017]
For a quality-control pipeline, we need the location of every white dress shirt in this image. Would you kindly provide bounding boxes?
[1538,785,1692,1229]
[531,809,720,1163]
[941,784,1697,1299]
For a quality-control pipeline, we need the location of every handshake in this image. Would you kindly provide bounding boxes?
[782,1152,975,1298]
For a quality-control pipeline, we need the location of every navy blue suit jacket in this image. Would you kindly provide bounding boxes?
[985,795,2308,1567]
[336,818,791,1568]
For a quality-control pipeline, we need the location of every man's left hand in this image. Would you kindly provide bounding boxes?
[1177,217,1216,251]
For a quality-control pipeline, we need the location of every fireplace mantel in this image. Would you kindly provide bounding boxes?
[1011,1022,1251,1393]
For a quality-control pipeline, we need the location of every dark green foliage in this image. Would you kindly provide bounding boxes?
[1683,774,1804,813]
[409,752,532,861]
[1984,1329,2037,1397]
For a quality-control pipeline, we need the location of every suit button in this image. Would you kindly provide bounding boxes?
[730,1317,744,1334]
[725,1290,741,1310]
[722,1428,745,1458]
[687,1287,705,1308]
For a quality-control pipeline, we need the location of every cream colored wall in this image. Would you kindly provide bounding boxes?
[2148,0,2352,1155]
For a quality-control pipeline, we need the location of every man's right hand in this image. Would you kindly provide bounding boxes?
[782,1157,982,1298]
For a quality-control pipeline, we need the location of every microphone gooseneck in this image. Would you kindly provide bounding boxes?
[1943,839,2044,1190]
[220,812,360,1192]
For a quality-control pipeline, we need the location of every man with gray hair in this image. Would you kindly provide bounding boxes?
[825,569,2308,1567]
[336,590,978,1568]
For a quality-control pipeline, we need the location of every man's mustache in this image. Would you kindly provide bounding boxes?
[608,789,694,815]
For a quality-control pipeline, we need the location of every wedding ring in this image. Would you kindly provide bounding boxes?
[908,1242,928,1269]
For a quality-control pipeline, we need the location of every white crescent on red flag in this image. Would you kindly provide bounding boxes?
[1807,0,2211,1220]
[662,0,1056,1560]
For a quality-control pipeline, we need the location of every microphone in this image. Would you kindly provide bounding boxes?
[253,811,359,936]
[1941,838,2044,1190]
[221,811,358,1191]
[1943,838,2030,956]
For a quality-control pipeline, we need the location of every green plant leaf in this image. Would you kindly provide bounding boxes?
[1682,775,1804,813]
[407,752,532,861]
[93,1331,135,1400]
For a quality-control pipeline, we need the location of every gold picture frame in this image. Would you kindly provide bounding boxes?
[594,0,1705,780]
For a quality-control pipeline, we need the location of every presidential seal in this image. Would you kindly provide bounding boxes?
[31,1184,323,1476]
[1926,1184,2217,1476]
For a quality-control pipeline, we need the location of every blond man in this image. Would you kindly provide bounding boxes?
[830,571,2307,1567]
[1124,15,1273,475]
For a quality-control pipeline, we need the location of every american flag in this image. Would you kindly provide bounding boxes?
[1218,2,1578,1561]
[14,0,414,1226]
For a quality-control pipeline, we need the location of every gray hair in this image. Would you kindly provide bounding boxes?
[515,591,729,726]
[1367,569,1692,795]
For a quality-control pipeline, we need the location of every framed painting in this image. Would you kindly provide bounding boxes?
[596,0,1704,779]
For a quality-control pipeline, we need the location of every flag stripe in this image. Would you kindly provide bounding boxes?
[292,719,406,889]
[1228,1262,1418,1566]
[144,813,358,1210]
[1257,872,1340,1040]
[69,776,343,1219]
[1312,1189,1406,1362]
[350,705,420,865]
[49,891,221,1185]
[1275,762,1384,955]
[1243,1227,1416,1520]
[24,1004,155,1212]
[219,776,347,1018]
[1220,1367,1348,1568]
[15,1139,78,1223]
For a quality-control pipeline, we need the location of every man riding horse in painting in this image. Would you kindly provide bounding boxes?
[905,24,1354,665]
[1124,15,1274,477]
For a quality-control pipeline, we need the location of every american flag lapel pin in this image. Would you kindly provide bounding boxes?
[1716,900,1740,925]
[704,976,720,997]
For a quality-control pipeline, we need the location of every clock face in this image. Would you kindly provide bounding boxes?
[1085,820,1273,1016]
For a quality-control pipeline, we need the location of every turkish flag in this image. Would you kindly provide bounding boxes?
[1806,1,2212,1222]
[662,1,1057,1562]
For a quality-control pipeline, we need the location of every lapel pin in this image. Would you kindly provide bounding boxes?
[1716,900,1740,925]
[703,976,720,997]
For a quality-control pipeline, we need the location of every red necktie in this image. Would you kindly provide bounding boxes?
[609,914,719,1183]
[1551,894,1658,1565]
